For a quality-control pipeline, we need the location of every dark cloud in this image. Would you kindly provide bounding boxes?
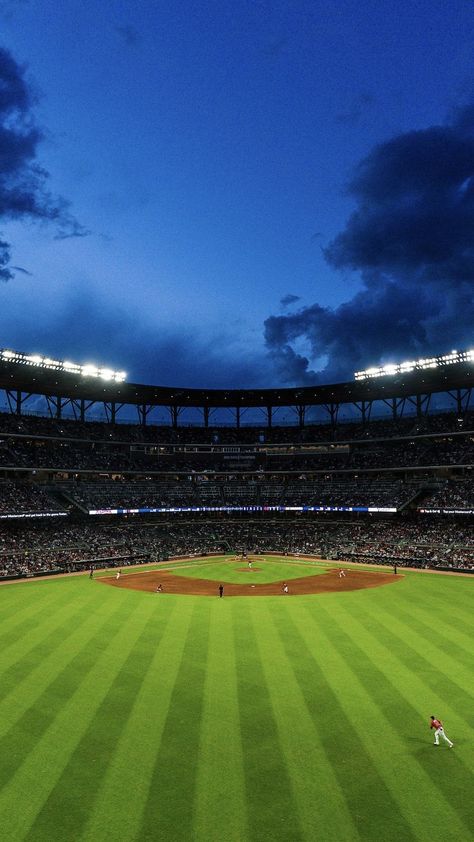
[0,46,87,280]
[4,286,271,390]
[115,25,140,46]
[10,264,32,275]
[265,101,474,384]
[280,293,300,307]
[334,93,375,126]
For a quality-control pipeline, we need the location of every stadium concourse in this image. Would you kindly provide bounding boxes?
[0,405,473,579]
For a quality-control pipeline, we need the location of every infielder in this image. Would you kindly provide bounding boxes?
[430,716,454,747]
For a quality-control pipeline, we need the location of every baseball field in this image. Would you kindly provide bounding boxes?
[0,555,472,842]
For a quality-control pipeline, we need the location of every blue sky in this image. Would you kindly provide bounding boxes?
[1,0,474,387]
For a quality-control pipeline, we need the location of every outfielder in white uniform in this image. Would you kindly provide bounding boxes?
[430,716,453,747]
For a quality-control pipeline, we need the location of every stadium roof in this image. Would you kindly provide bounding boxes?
[0,356,473,409]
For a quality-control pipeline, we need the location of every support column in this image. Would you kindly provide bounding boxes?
[6,390,32,415]
[323,402,339,429]
[447,388,472,416]
[293,404,306,428]
[137,403,153,426]
[168,405,182,429]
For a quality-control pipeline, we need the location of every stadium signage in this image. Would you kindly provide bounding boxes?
[418,508,474,515]
[0,511,69,520]
[88,504,397,516]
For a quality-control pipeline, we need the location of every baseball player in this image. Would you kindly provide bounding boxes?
[282,583,289,594]
[430,716,454,747]
[248,559,252,570]
[339,569,346,578]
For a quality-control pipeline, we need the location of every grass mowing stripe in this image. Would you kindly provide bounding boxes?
[138,598,212,842]
[381,601,474,671]
[0,588,125,736]
[402,585,474,627]
[0,588,77,666]
[80,597,194,842]
[0,584,60,630]
[0,594,158,840]
[347,600,474,727]
[400,581,474,643]
[252,600,360,842]
[193,598,248,842]
[329,600,474,839]
[24,596,163,842]
[0,592,134,804]
[275,601,420,842]
[0,590,101,700]
[370,595,474,697]
[232,601,305,842]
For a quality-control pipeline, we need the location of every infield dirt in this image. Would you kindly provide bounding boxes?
[100,565,402,597]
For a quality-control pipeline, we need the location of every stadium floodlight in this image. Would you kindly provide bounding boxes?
[355,348,474,380]
[0,348,127,382]
[81,364,100,378]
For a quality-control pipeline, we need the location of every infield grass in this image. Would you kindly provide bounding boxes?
[0,559,472,842]
[168,555,329,584]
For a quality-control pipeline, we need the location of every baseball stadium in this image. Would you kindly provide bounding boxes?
[0,348,473,842]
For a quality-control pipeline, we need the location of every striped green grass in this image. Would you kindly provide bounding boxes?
[0,563,472,841]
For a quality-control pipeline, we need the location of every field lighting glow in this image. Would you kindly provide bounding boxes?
[354,349,474,381]
[0,349,127,382]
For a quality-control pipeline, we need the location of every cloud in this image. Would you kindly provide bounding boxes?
[334,93,375,126]
[265,101,474,384]
[0,45,87,280]
[280,293,300,308]
[1,284,271,389]
[10,264,32,275]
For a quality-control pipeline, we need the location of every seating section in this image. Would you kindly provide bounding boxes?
[0,407,472,579]
[0,518,472,578]
[0,482,68,516]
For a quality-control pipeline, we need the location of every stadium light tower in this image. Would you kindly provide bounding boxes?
[354,348,474,380]
[0,349,127,382]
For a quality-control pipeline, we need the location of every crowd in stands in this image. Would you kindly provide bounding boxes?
[0,481,67,515]
[1,408,473,444]
[50,475,421,510]
[0,406,472,578]
[0,516,472,578]
[422,478,474,509]
[0,473,471,518]
[0,431,473,474]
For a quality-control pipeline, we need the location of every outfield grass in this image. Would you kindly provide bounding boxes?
[0,560,472,842]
